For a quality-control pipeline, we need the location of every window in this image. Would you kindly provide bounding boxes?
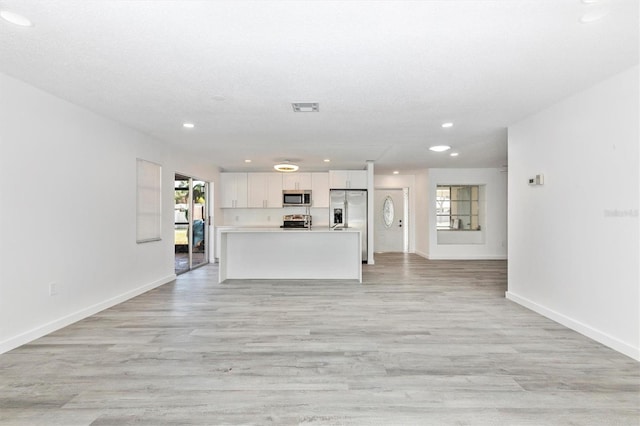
[136,159,162,243]
[436,185,480,230]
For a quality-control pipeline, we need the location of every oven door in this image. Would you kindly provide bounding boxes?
[282,220,307,228]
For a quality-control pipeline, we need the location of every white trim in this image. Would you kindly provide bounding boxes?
[506,291,640,361]
[0,274,176,354]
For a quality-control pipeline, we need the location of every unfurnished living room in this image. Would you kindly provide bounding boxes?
[0,1,638,425]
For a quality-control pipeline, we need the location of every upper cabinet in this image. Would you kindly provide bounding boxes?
[282,173,312,190]
[248,173,283,208]
[311,173,330,208]
[220,173,248,208]
[221,171,362,208]
[329,170,368,189]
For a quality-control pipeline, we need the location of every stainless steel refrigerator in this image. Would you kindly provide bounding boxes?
[330,189,367,262]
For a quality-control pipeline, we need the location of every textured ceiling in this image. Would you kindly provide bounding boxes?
[0,0,637,173]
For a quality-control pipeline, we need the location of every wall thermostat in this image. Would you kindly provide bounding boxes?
[528,174,544,185]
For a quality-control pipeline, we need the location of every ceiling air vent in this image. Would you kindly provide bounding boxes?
[292,102,319,112]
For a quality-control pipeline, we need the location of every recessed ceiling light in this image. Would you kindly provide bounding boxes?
[441,122,454,128]
[450,152,459,157]
[0,10,33,27]
[323,159,331,163]
[183,122,195,129]
[393,171,399,175]
[244,159,252,163]
[292,103,319,112]
[429,145,451,152]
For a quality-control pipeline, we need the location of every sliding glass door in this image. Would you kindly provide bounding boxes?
[191,180,207,268]
[174,174,209,274]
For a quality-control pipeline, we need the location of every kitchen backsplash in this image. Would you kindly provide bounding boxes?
[222,207,330,227]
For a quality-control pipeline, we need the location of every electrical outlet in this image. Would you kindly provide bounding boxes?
[49,282,58,296]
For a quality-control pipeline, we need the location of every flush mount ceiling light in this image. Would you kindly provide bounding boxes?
[450,152,459,157]
[292,103,319,112]
[323,159,331,163]
[441,122,454,128]
[0,10,33,27]
[274,161,299,172]
[429,145,451,152]
[183,122,195,128]
[393,171,400,175]
[244,159,252,163]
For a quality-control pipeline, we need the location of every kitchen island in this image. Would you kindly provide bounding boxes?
[218,228,362,283]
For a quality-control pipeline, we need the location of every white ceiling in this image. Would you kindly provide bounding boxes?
[0,0,637,173]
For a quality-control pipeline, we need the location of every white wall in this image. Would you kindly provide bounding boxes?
[507,66,639,360]
[0,73,220,353]
[427,168,508,260]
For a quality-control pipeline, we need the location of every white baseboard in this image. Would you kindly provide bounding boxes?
[0,274,176,354]
[429,254,508,260]
[410,250,505,261]
[505,291,640,361]
[414,250,429,259]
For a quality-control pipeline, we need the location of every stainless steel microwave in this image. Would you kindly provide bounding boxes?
[282,190,312,207]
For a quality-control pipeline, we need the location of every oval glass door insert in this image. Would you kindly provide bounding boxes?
[383,196,394,228]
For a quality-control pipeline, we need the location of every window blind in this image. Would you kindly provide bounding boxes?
[136,158,162,243]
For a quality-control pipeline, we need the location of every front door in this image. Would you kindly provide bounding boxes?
[374,188,407,253]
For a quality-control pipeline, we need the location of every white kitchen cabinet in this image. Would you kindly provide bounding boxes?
[220,173,248,208]
[329,170,368,189]
[311,172,329,208]
[248,173,283,208]
[282,173,312,190]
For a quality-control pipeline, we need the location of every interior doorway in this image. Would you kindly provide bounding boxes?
[174,174,209,274]
[374,188,409,253]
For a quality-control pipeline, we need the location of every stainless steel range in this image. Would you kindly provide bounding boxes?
[281,214,312,229]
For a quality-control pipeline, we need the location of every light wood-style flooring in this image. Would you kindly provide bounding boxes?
[1,254,638,425]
